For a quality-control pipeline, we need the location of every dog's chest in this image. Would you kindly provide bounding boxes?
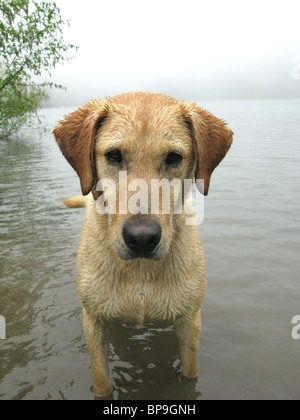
[132,290,146,326]
[79,254,205,324]
[96,276,195,325]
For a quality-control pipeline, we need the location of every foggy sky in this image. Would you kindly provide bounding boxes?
[42,0,300,106]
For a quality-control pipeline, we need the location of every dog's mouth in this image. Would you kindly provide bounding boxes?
[118,248,165,261]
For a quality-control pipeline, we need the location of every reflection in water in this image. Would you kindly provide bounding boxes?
[106,322,202,400]
[0,124,85,399]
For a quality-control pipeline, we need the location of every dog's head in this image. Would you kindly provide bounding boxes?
[54,92,233,260]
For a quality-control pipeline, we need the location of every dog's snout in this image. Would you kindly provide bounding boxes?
[122,219,162,256]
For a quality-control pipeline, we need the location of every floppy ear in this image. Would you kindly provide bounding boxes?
[183,105,233,195]
[53,100,109,195]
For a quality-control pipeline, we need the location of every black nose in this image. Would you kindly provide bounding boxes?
[122,218,162,256]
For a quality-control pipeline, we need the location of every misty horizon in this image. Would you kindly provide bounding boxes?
[38,0,300,107]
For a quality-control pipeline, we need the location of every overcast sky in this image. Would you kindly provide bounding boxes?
[44,0,300,105]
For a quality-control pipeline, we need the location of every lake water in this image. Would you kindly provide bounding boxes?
[0,99,300,400]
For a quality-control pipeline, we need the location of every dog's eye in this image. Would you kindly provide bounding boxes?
[106,150,122,164]
[165,152,182,166]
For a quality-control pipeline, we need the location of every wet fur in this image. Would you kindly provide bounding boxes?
[54,92,233,396]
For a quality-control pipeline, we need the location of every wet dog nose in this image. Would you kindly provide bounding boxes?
[122,218,162,256]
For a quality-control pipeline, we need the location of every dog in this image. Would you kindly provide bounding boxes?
[53,91,233,396]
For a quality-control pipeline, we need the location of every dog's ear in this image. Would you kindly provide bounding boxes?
[53,100,109,195]
[183,104,233,195]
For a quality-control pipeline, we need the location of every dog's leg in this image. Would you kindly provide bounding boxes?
[82,309,112,397]
[174,309,202,378]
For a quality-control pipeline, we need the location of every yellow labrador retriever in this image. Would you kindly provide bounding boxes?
[53,92,233,396]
